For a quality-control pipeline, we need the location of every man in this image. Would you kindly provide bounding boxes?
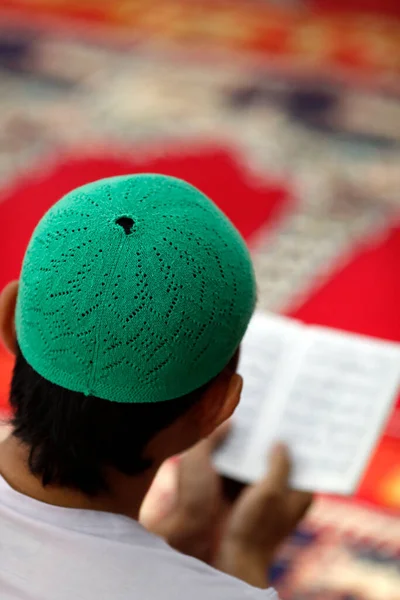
[0,174,312,598]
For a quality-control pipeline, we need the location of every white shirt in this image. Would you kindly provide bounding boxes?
[0,475,278,600]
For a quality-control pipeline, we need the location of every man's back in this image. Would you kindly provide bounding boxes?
[0,475,276,600]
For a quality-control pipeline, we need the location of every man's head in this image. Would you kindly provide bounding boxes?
[0,174,255,495]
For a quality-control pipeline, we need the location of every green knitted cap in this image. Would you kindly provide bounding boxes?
[16,174,256,403]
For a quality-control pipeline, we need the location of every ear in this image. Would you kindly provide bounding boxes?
[197,368,243,439]
[212,372,243,429]
[0,281,19,355]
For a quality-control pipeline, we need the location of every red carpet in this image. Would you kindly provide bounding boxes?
[1,145,399,513]
[0,3,399,596]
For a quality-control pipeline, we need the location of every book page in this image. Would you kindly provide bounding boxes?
[213,311,303,483]
[272,327,400,494]
[214,314,400,495]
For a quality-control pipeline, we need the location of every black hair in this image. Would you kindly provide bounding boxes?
[9,350,205,496]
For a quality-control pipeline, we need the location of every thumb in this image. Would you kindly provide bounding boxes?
[176,436,224,519]
[177,420,231,501]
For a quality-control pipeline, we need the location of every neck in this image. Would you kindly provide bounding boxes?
[0,433,160,520]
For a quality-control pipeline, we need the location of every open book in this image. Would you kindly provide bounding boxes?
[214,312,400,495]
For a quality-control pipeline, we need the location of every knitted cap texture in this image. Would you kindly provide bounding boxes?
[16,174,256,403]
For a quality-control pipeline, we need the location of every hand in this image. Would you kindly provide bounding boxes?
[141,436,313,588]
[216,444,313,588]
[142,424,229,563]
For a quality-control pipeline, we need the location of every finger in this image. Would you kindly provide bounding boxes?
[172,422,230,511]
[261,442,291,494]
[286,490,314,526]
[165,422,231,522]
[177,443,222,518]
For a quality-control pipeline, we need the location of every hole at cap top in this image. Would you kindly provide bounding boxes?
[116,217,134,235]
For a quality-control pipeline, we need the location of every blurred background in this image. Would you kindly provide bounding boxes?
[0,1,399,598]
